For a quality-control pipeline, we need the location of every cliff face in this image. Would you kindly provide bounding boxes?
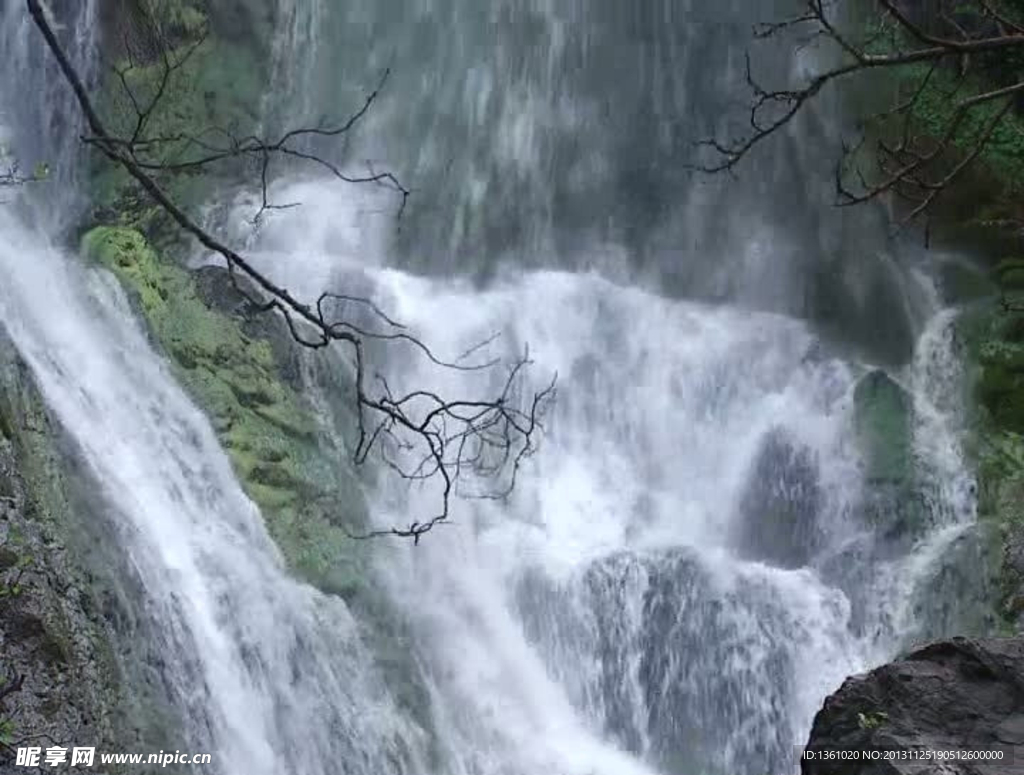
[0,330,178,768]
[802,637,1024,775]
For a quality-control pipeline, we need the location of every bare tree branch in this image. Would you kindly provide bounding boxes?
[25,0,555,541]
[695,0,1024,225]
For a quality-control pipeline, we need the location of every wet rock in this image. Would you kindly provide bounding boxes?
[192,265,303,391]
[517,549,801,775]
[0,332,170,767]
[909,524,1000,642]
[937,257,998,305]
[804,254,918,367]
[853,370,912,487]
[802,637,1024,774]
[732,428,823,569]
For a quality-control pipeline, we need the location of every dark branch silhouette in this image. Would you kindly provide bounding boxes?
[25,0,555,542]
[695,0,1024,225]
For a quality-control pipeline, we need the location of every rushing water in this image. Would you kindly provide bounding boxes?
[226,179,980,775]
[0,0,98,225]
[0,2,989,775]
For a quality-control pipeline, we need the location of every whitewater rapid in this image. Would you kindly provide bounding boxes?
[0,212,433,775]
[0,0,983,769]
[0,156,980,775]
[218,179,978,774]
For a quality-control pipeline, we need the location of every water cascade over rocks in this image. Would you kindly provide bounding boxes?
[0,2,991,774]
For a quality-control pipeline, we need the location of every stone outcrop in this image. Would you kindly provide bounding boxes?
[81,228,438,740]
[732,428,823,569]
[0,331,175,769]
[82,226,371,599]
[802,637,1024,774]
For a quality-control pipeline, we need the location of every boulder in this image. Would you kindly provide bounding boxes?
[853,370,929,544]
[853,370,912,487]
[802,637,1024,774]
[732,428,823,569]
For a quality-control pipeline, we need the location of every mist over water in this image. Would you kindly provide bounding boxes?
[0,2,988,775]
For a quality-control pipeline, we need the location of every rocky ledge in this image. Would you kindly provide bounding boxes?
[802,637,1024,774]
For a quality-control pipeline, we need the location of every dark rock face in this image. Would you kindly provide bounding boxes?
[732,428,823,569]
[0,332,175,768]
[516,549,802,775]
[205,0,275,50]
[802,637,1024,774]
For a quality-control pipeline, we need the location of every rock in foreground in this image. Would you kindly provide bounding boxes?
[802,637,1024,774]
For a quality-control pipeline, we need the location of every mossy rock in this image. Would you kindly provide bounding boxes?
[976,432,1024,629]
[90,6,268,237]
[853,369,913,485]
[852,370,932,543]
[978,361,1024,434]
[82,227,370,597]
[959,297,1024,630]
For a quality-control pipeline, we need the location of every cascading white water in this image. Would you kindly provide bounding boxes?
[0,2,990,775]
[0,0,99,224]
[222,178,982,775]
[0,210,434,775]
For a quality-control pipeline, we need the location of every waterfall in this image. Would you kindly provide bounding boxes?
[223,179,980,774]
[0,0,99,224]
[0,2,988,775]
[266,0,929,363]
[0,216,429,775]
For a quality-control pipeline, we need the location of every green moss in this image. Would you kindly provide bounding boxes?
[970,302,1024,435]
[90,10,267,236]
[150,0,208,38]
[0,381,76,531]
[0,717,15,747]
[104,36,264,155]
[853,370,912,485]
[959,292,1024,628]
[82,227,369,596]
[857,710,889,730]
